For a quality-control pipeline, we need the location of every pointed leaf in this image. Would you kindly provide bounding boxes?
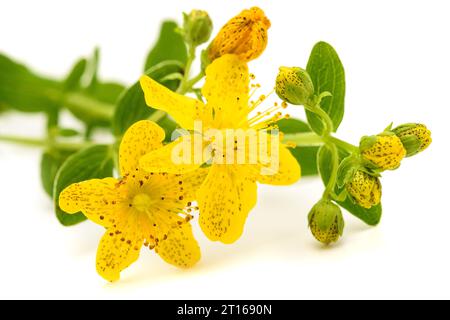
[306,42,346,134]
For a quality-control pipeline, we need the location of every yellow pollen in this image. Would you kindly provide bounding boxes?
[132,193,154,212]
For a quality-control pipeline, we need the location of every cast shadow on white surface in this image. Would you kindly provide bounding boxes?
[104,179,382,287]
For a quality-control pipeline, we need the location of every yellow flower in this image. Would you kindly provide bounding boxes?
[139,54,301,244]
[208,7,271,62]
[392,123,432,157]
[360,135,406,171]
[346,170,381,209]
[59,120,206,282]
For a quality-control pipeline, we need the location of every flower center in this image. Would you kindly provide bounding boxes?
[132,193,154,213]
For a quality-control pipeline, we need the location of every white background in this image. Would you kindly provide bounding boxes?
[0,0,449,299]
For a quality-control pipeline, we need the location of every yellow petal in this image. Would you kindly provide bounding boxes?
[119,120,165,176]
[139,133,207,174]
[96,213,144,282]
[140,75,206,130]
[198,165,257,244]
[179,168,209,201]
[208,7,270,62]
[256,144,301,185]
[202,54,249,127]
[156,222,201,268]
[58,178,123,227]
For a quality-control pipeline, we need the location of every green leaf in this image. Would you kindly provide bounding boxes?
[277,118,319,176]
[55,128,80,137]
[113,77,178,140]
[53,145,114,226]
[84,48,125,104]
[112,71,179,139]
[86,47,100,90]
[62,48,125,127]
[63,82,125,128]
[63,92,115,127]
[89,82,125,105]
[0,53,62,112]
[112,80,155,137]
[317,145,382,225]
[63,58,87,91]
[144,21,187,91]
[144,21,187,70]
[306,41,346,134]
[40,150,74,197]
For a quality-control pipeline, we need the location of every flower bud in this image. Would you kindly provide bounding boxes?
[346,170,381,209]
[275,67,314,106]
[360,134,406,171]
[208,7,271,62]
[183,10,213,46]
[308,199,344,245]
[391,123,431,157]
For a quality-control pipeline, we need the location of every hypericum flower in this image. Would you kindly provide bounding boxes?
[275,67,314,106]
[392,123,432,157]
[59,120,206,282]
[139,54,300,244]
[346,170,381,209]
[308,199,344,245]
[207,7,271,63]
[360,134,406,171]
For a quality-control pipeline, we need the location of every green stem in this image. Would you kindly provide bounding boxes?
[145,60,185,75]
[328,136,359,154]
[52,141,93,151]
[323,142,339,197]
[175,43,206,95]
[282,132,359,153]
[148,110,166,123]
[282,132,324,146]
[0,135,92,151]
[46,110,59,134]
[177,45,196,94]
[159,72,184,82]
[0,135,47,147]
[305,94,342,199]
[84,125,94,141]
[311,104,334,135]
[64,92,115,122]
[184,71,205,91]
